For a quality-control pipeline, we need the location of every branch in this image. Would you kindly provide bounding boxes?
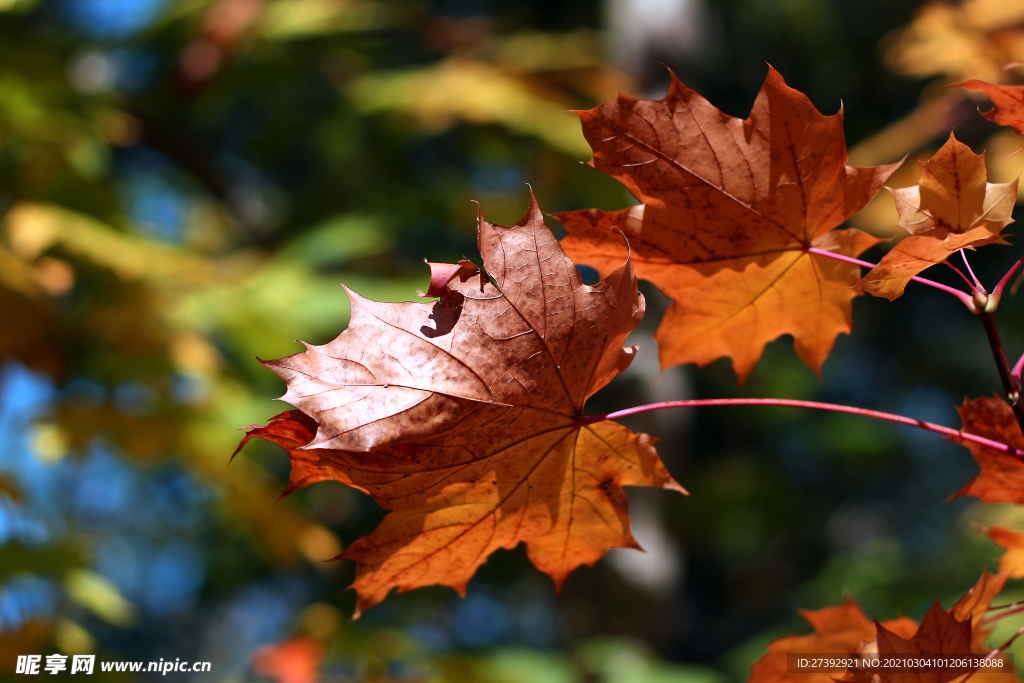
[583,398,1024,461]
[978,312,1024,433]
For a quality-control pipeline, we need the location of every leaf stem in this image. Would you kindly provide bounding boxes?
[988,253,1024,311]
[807,247,977,309]
[990,600,1024,612]
[1013,352,1024,385]
[945,259,982,292]
[960,622,1024,683]
[960,249,985,290]
[583,398,1024,461]
[977,312,1024,432]
[983,603,1024,625]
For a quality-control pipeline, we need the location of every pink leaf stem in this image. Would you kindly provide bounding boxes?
[984,603,1024,625]
[945,259,981,292]
[960,622,1024,683]
[807,247,976,309]
[960,249,985,291]
[583,398,1024,462]
[991,253,1024,307]
[1012,352,1024,385]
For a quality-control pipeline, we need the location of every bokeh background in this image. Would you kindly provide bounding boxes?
[6,0,1024,680]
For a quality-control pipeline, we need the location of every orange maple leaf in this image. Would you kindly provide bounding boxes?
[858,133,1018,300]
[985,526,1024,578]
[555,66,898,382]
[955,80,1024,134]
[951,396,1024,504]
[237,195,684,616]
[749,596,917,683]
[234,411,349,498]
[844,572,1012,683]
[751,571,1012,683]
[949,569,1010,654]
[251,637,326,683]
[847,603,973,683]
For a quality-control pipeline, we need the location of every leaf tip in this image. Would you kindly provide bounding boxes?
[550,572,571,595]
[517,185,544,227]
[666,479,688,495]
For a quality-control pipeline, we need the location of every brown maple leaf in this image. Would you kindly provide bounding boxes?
[955,80,1024,134]
[237,194,684,616]
[858,134,1018,300]
[233,411,354,498]
[555,66,898,382]
[951,396,1024,504]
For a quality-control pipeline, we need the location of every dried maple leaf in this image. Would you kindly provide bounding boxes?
[555,66,898,382]
[951,396,1024,504]
[955,81,1024,134]
[986,526,1024,578]
[234,411,349,498]
[237,195,684,616]
[858,134,1018,300]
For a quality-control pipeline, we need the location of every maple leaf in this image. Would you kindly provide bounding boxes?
[858,134,1018,300]
[886,1,1024,84]
[748,597,916,683]
[751,571,1012,683]
[949,569,1009,654]
[986,526,1024,578]
[847,602,973,683]
[237,195,684,616]
[955,81,1024,134]
[844,571,1012,683]
[233,411,350,498]
[555,66,898,382]
[950,396,1024,504]
[250,637,326,683]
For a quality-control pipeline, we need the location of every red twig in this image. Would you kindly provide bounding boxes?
[583,398,1024,461]
[977,312,1024,432]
